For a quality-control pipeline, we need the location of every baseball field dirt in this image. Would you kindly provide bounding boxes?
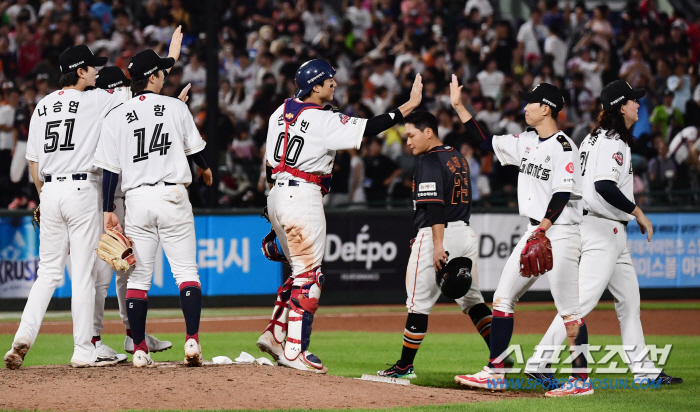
[0,362,530,411]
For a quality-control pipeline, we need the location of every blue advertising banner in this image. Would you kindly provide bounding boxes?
[627,213,700,288]
[0,215,281,299]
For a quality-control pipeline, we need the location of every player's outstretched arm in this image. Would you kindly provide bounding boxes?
[398,73,423,118]
[449,74,472,123]
[166,25,184,74]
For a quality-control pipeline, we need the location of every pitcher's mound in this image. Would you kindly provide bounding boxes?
[0,363,530,410]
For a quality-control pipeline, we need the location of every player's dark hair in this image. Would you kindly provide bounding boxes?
[59,72,80,88]
[130,77,150,94]
[593,103,634,146]
[405,111,439,139]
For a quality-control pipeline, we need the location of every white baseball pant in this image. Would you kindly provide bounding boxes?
[406,222,485,314]
[93,196,129,335]
[493,223,582,321]
[267,180,325,276]
[528,214,661,379]
[14,174,101,364]
[124,184,200,290]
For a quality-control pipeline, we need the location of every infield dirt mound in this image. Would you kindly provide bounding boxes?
[0,363,528,411]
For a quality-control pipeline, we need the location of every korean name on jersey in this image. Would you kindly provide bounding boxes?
[579,128,635,221]
[492,130,583,224]
[265,103,366,178]
[25,88,127,177]
[94,93,205,191]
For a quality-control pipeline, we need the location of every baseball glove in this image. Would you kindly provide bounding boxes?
[31,205,40,231]
[96,228,136,272]
[520,228,553,278]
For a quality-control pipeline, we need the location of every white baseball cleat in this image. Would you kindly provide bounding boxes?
[133,350,155,368]
[277,351,328,374]
[454,366,506,390]
[71,351,119,368]
[4,337,31,370]
[545,377,594,397]
[184,339,203,367]
[256,331,284,361]
[95,340,127,363]
[124,333,172,354]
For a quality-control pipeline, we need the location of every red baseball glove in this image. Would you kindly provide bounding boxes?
[520,228,553,277]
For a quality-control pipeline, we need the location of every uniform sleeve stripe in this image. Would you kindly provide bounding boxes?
[94,160,121,174]
[594,175,620,182]
[416,198,444,203]
[492,136,511,165]
[25,153,38,161]
[183,141,206,155]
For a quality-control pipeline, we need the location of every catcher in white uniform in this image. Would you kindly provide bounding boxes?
[450,79,592,397]
[95,49,212,368]
[257,59,423,373]
[4,45,126,369]
[525,80,682,385]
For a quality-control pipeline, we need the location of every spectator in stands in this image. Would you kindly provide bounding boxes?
[183,52,207,112]
[0,89,19,207]
[476,58,504,101]
[363,137,402,207]
[648,137,678,203]
[650,90,685,141]
[668,63,692,114]
[516,7,548,68]
[325,150,351,207]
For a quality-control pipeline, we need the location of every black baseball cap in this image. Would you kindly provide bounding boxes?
[96,66,131,89]
[59,45,108,74]
[128,49,175,81]
[518,83,565,113]
[601,80,645,110]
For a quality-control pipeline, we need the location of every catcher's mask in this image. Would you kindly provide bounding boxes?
[435,257,473,299]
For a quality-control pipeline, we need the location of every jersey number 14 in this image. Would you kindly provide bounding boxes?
[133,123,172,163]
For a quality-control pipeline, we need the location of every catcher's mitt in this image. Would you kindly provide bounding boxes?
[520,228,553,278]
[31,205,40,231]
[96,228,136,272]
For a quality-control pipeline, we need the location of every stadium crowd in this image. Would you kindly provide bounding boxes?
[1,0,700,210]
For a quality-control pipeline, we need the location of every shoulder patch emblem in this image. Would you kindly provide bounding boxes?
[613,151,623,166]
[338,113,349,124]
[556,135,572,152]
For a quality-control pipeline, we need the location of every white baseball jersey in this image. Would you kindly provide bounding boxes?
[106,86,132,198]
[94,92,205,192]
[25,88,125,178]
[492,129,583,224]
[265,99,366,179]
[579,128,634,221]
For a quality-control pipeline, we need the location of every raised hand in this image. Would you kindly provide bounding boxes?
[168,25,184,63]
[409,73,423,107]
[178,83,191,103]
[450,74,463,109]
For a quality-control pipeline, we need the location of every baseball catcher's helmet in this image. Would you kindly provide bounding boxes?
[435,257,473,299]
[294,59,336,98]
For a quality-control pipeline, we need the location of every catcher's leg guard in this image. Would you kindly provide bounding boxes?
[263,277,294,344]
[284,267,324,361]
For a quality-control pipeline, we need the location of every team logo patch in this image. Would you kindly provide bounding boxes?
[418,182,436,192]
[566,162,575,173]
[107,89,114,94]
[139,95,146,101]
[285,113,294,119]
[58,91,64,95]
[613,151,623,166]
[614,228,618,234]
[544,156,550,163]
[338,114,350,124]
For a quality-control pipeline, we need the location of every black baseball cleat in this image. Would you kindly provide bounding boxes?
[524,371,559,388]
[653,371,683,385]
[377,361,417,379]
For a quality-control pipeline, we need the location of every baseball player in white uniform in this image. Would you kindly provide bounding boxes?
[524,80,682,385]
[451,79,592,397]
[90,66,172,361]
[256,59,422,373]
[94,49,212,368]
[4,45,126,369]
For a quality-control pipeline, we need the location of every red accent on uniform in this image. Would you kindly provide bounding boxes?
[493,310,514,318]
[566,162,575,173]
[614,227,618,234]
[108,89,114,94]
[286,337,302,344]
[186,332,199,343]
[178,281,200,291]
[91,336,101,345]
[139,95,146,101]
[126,289,148,300]
[126,329,132,337]
[59,91,64,95]
[134,340,148,353]
[564,318,584,326]
[489,358,505,368]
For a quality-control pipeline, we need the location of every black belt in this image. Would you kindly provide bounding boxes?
[530,218,540,226]
[44,173,87,182]
[139,182,176,187]
[583,210,628,227]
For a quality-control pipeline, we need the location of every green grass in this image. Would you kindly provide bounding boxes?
[1,330,697,411]
[0,301,697,323]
